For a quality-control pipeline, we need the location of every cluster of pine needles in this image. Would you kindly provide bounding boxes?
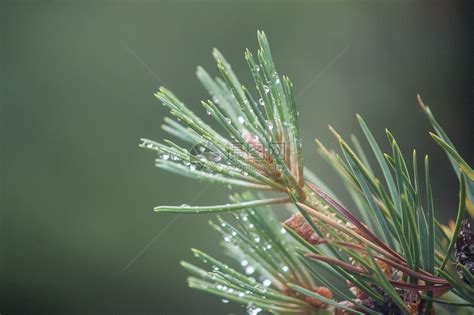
[141,31,474,314]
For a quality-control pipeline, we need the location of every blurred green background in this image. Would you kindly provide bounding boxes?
[2,1,472,314]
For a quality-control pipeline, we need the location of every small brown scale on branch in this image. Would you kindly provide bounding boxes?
[241,129,282,180]
[283,286,333,310]
[284,213,322,244]
[303,287,333,309]
[284,211,357,245]
[242,128,307,200]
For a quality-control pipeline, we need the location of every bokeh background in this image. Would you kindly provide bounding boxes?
[2,1,473,314]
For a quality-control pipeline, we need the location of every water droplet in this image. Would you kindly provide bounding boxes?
[225,117,232,124]
[171,155,180,161]
[206,109,212,116]
[231,231,237,236]
[275,78,280,84]
[141,141,157,149]
[221,299,229,304]
[248,223,254,229]
[238,116,245,124]
[262,279,271,287]
[180,204,190,207]
[224,236,231,242]
[258,98,264,106]
[255,65,260,72]
[241,259,249,267]
[263,85,270,94]
[210,153,221,162]
[189,165,196,171]
[160,154,170,160]
[238,292,245,297]
[197,156,207,164]
[254,236,260,243]
[227,288,234,293]
[245,265,256,275]
[266,244,272,250]
[217,284,223,290]
[280,227,287,234]
[266,121,273,130]
[281,265,289,272]
[247,305,262,315]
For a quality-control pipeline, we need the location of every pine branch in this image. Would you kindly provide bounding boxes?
[141,31,474,314]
